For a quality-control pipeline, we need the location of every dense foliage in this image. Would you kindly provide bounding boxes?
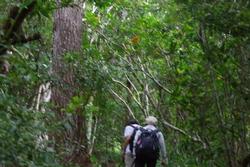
[0,0,249,166]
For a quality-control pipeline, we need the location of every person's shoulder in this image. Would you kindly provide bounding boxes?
[133,124,141,128]
[156,130,164,139]
[124,125,134,136]
[125,125,132,129]
[125,124,138,130]
[144,124,156,130]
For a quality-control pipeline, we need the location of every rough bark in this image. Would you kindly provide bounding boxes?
[52,6,82,108]
[52,5,90,167]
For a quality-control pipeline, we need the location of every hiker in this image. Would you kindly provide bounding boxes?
[122,119,140,167]
[133,116,168,167]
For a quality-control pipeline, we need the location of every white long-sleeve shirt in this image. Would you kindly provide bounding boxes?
[123,123,140,154]
[133,124,168,161]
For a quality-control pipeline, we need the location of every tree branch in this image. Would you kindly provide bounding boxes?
[5,1,37,40]
[162,120,207,148]
[111,78,146,116]
[0,0,40,56]
[125,74,140,101]
[129,56,172,94]
[109,89,137,119]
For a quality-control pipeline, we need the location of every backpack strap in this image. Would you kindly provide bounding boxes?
[142,127,159,133]
[138,127,145,132]
[128,124,139,132]
[152,129,160,138]
[153,129,159,133]
[138,127,159,134]
[128,124,139,153]
[129,124,136,129]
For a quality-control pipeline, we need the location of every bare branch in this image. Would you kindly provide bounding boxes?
[130,70,207,147]
[125,74,140,100]
[111,78,146,116]
[162,120,207,148]
[130,56,172,94]
[145,68,172,94]
[109,89,137,119]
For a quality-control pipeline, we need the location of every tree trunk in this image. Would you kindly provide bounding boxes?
[52,6,82,108]
[52,5,91,167]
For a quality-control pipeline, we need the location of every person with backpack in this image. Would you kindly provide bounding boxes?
[122,119,141,167]
[133,116,168,167]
